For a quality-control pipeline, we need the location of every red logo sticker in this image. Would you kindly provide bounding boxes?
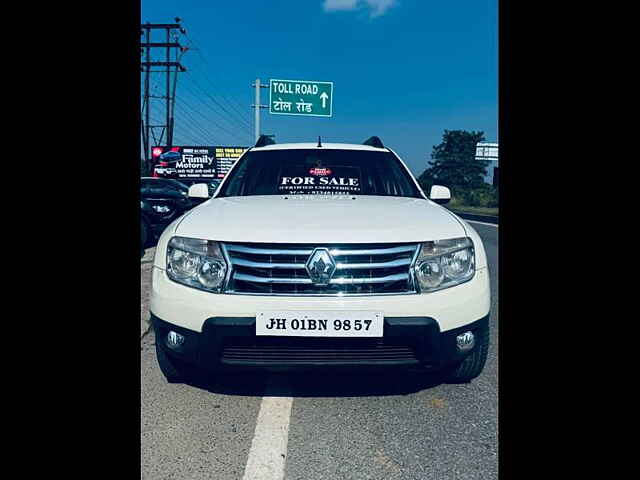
[309,168,332,176]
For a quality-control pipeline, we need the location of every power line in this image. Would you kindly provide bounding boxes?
[150,109,201,146]
[173,102,218,143]
[183,69,253,132]
[155,95,215,144]
[172,126,201,145]
[177,78,253,141]
[185,51,253,126]
[181,32,253,124]
[175,95,250,144]
[177,77,249,134]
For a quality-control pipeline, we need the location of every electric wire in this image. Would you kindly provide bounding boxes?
[181,32,253,126]
[172,102,218,143]
[184,67,253,132]
[185,54,253,128]
[174,95,249,144]
[181,70,253,136]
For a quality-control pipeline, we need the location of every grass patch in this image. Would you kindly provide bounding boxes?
[447,196,498,216]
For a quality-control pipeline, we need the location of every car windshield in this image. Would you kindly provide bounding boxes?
[216,149,423,198]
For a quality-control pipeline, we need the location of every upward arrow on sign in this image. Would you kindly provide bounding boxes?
[320,92,328,108]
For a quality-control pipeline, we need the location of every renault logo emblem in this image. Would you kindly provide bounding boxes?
[306,248,336,286]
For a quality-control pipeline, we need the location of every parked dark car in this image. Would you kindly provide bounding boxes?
[140,177,194,254]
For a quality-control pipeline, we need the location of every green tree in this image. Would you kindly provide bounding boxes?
[419,130,489,195]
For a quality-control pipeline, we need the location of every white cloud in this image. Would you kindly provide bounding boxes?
[323,0,359,11]
[322,0,397,17]
[364,0,397,17]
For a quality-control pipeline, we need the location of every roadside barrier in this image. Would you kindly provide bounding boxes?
[448,209,499,225]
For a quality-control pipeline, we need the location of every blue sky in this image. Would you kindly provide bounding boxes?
[141,0,497,177]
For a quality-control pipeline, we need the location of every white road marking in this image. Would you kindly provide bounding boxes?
[242,396,293,480]
[466,219,499,228]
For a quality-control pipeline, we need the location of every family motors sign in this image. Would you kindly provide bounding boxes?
[152,146,248,179]
[269,79,333,117]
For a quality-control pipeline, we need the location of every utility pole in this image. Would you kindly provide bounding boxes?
[251,78,268,142]
[166,27,171,148]
[144,27,150,171]
[140,19,187,174]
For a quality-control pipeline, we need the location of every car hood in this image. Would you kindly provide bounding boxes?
[174,195,467,243]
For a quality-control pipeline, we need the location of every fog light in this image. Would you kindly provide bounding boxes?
[456,331,475,352]
[166,331,185,349]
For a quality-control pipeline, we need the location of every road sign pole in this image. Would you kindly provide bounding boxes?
[252,79,269,142]
[255,78,260,142]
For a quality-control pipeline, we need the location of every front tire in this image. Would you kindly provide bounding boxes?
[445,326,490,383]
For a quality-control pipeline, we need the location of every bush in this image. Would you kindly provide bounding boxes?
[455,185,498,208]
[415,170,499,208]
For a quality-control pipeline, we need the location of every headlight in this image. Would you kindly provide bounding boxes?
[414,237,475,292]
[166,237,227,292]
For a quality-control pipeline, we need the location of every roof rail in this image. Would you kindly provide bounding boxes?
[363,136,384,148]
[255,135,276,148]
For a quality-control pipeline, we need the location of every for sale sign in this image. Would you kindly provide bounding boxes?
[277,165,362,195]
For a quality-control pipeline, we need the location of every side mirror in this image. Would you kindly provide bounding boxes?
[188,183,210,199]
[429,185,451,205]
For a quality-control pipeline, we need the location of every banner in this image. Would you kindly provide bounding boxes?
[151,146,248,179]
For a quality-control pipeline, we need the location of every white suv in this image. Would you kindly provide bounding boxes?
[150,136,491,384]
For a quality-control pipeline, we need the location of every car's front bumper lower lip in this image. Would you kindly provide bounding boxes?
[151,313,489,373]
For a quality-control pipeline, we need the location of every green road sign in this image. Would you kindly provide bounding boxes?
[269,79,333,117]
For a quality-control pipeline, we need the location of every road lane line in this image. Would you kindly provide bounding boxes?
[466,219,499,228]
[242,396,293,480]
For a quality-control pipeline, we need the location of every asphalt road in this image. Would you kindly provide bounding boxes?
[141,221,498,479]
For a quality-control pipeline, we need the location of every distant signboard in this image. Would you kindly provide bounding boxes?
[475,142,499,162]
[475,142,498,186]
[269,79,333,117]
[152,145,248,180]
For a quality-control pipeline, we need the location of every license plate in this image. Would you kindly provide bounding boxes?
[256,311,384,337]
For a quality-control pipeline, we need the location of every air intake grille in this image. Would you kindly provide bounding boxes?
[220,337,420,365]
[222,242,420,295]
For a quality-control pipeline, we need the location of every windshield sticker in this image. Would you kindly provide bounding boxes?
[278,166,362,195]
[309,167,332,176]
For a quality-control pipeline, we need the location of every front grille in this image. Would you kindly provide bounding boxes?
[220,337,420,365]
[221,242,420,295]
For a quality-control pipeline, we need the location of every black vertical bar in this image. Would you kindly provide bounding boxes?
[170,38,180,147]
[166,27,171,148]
[145,26,151,173]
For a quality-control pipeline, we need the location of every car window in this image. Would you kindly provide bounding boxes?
[217,149,422,199]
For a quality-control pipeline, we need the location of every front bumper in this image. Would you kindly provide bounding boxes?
[152,313,489,373]
[150,267,491,334]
